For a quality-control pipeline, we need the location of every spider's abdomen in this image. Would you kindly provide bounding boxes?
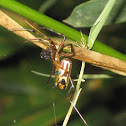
[55,58,72,90]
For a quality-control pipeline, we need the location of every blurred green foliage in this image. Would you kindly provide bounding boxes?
[0,0,126,126]
[64,0,126,27]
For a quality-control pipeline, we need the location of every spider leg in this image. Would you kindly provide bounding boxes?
[66,75,74,100]
[41,27,66,54]
[42,29,73,57]
[47,65,55,84]
[41,27,65,39]
[59,44,74,57]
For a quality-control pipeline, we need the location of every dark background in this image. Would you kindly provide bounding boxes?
[0,0,126,126]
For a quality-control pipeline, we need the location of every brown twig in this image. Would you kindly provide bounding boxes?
[0,10,126,76]
[0,10,47,49]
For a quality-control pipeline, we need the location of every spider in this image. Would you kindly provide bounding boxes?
[12,21,74,94]
[39,26,75,94]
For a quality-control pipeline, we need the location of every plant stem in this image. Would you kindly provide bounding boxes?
[0,0,126,61]
[0,10,126,76]
[63,33,87,125]
[63,61,86,126]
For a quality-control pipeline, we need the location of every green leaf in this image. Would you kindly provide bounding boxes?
[0,0,126,61]
[64,0,126,28]
[88,0,116,49]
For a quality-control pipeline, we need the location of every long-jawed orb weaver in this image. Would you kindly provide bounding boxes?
[11,21,74,94]
[39,27,75,94]
[11,22,88,125]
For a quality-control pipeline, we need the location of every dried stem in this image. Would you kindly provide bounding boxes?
[0,10,126,76]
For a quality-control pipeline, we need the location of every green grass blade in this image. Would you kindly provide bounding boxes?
[88,0,116,49]
[0,0,126,61]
